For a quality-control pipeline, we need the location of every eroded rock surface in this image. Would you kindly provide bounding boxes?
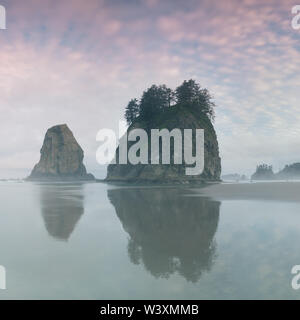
[106,105,221,183]
[28,124,94,181]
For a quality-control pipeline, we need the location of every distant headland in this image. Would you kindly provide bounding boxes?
[251,163,300,181]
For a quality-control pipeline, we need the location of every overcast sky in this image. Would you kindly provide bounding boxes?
[0,0,299,178]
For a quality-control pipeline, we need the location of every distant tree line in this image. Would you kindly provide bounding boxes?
[125,80,216,126]
[252,162,300,180]
[251,164,274,180]
[255,164,274,174]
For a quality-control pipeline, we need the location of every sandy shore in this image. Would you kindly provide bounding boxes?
[192,181,300,202]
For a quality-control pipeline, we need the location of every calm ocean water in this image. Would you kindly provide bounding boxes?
[0,181,300,299]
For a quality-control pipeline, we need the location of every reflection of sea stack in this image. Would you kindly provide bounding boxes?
[108,187,220,282]
[40,185,84,241]
[28,124,94,181]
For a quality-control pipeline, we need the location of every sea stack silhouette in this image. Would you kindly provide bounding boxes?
[28,124,94,181]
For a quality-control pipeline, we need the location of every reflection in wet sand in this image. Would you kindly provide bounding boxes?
[39,184,84,241]
[108,187,220,282]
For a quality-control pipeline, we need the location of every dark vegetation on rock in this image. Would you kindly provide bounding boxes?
[277,163,300,179]
[106,80,221,183]
[251,164,274,180]
[251,162,300,180]
[125,79,215,127]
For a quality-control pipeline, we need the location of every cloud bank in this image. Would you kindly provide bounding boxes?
[0,0,299,178]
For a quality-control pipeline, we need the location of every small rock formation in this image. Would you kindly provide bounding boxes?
[276,163,300,180]
[28,124,94,181]
[251,164,274,181]
[106,105,221,183]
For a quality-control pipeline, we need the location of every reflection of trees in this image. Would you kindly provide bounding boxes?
[108,187,220,282]
[39,184,84,241]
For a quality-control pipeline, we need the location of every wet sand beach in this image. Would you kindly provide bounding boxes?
[194,181,300,202]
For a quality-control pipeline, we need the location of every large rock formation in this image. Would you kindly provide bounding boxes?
[28,124,94,181]
[106,105,221,183]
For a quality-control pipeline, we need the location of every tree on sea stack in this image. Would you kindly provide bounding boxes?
[139,84,173,125]
[124,80,215,126]
[251,164,274,181]
[107,79,221,183]
[175,79,215,121]
[125,99,139,126]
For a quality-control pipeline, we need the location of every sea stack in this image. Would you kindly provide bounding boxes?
[106,105,221,183]
[28,124,94,181]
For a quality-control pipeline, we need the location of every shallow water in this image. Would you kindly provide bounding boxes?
[0,181,300,299]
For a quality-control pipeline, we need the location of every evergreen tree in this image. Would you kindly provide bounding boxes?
[175,79,215,121]
[139,85,173,123]
[125,98,140,125]
[124,80,216,126]
[166,87,175,108]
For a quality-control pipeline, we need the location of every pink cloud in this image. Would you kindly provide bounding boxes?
[0,0,300,175]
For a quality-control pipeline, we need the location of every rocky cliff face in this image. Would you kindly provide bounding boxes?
[106,105,221,183]
[28,124,94,181]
